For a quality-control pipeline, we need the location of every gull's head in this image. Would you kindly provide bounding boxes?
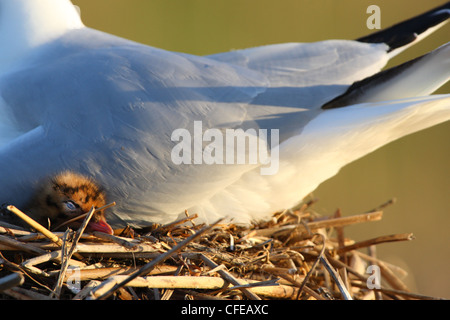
[0,0,84,72]
[27,171,113,235]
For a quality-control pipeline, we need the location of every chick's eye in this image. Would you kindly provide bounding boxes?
[63,200,79,212]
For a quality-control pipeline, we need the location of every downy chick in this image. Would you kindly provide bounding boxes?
[25,171,113,234]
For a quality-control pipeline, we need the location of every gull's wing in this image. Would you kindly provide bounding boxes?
[208,2,449,86]
[208,40,389,87]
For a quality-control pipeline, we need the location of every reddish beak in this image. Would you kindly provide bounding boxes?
[88,220,114,235]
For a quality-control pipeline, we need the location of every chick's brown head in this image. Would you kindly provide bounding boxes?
[27,171,113,234]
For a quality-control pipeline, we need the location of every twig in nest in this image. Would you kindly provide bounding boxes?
[3,287,56,300]
[337,233,415,254]
[0,273,24,292]
[52,229,72,298]
[0,251,55,294]
[184,210,196,227]
[94,217,225,300]
[21,250,86,276]
[7,205,63,246]
[72,280,101,300]
[52,206,97,298]
[60,265,177,282]
[200,254,261,300]
[366,198,397,212]
[254,210,383,237]
[296,233,327,298]
[262,266,325,300]
[0,234,47,255]
[152,213,199,234]
[320,254,352,300]
[229,278,279,290]
[92,231,137,250]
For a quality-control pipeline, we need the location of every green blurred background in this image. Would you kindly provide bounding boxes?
[71,0,449,298]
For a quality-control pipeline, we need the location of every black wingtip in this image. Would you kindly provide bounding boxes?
[321,56,420,109]
[357,2,449,51]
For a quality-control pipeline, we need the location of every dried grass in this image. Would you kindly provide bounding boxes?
[0,198,444,300]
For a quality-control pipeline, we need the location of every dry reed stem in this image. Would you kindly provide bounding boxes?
[52,207,96,298]
[254,210,383,237]
[0,273,24,292]
[103,275,229,289]
[152,213,199,233]
[320,254,352,300]
[3,286,56,300]
[0,234,47,255]
[92,231,138,249]
[0,223,30,236]
[87,275,291,300]
[53,206,98,298]
[7,206,63,246]
[61,265,178,281]
[95,217,225,300]
[72,280,101,300]
[20,241,164,253]
[200,253,261,300]
[337,233,415,254]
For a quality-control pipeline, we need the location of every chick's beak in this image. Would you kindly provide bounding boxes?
[88,218,114,235]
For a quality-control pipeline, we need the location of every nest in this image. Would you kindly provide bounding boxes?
[0,198,443,300]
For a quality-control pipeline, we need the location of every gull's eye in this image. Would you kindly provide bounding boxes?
[63,200,79,212]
